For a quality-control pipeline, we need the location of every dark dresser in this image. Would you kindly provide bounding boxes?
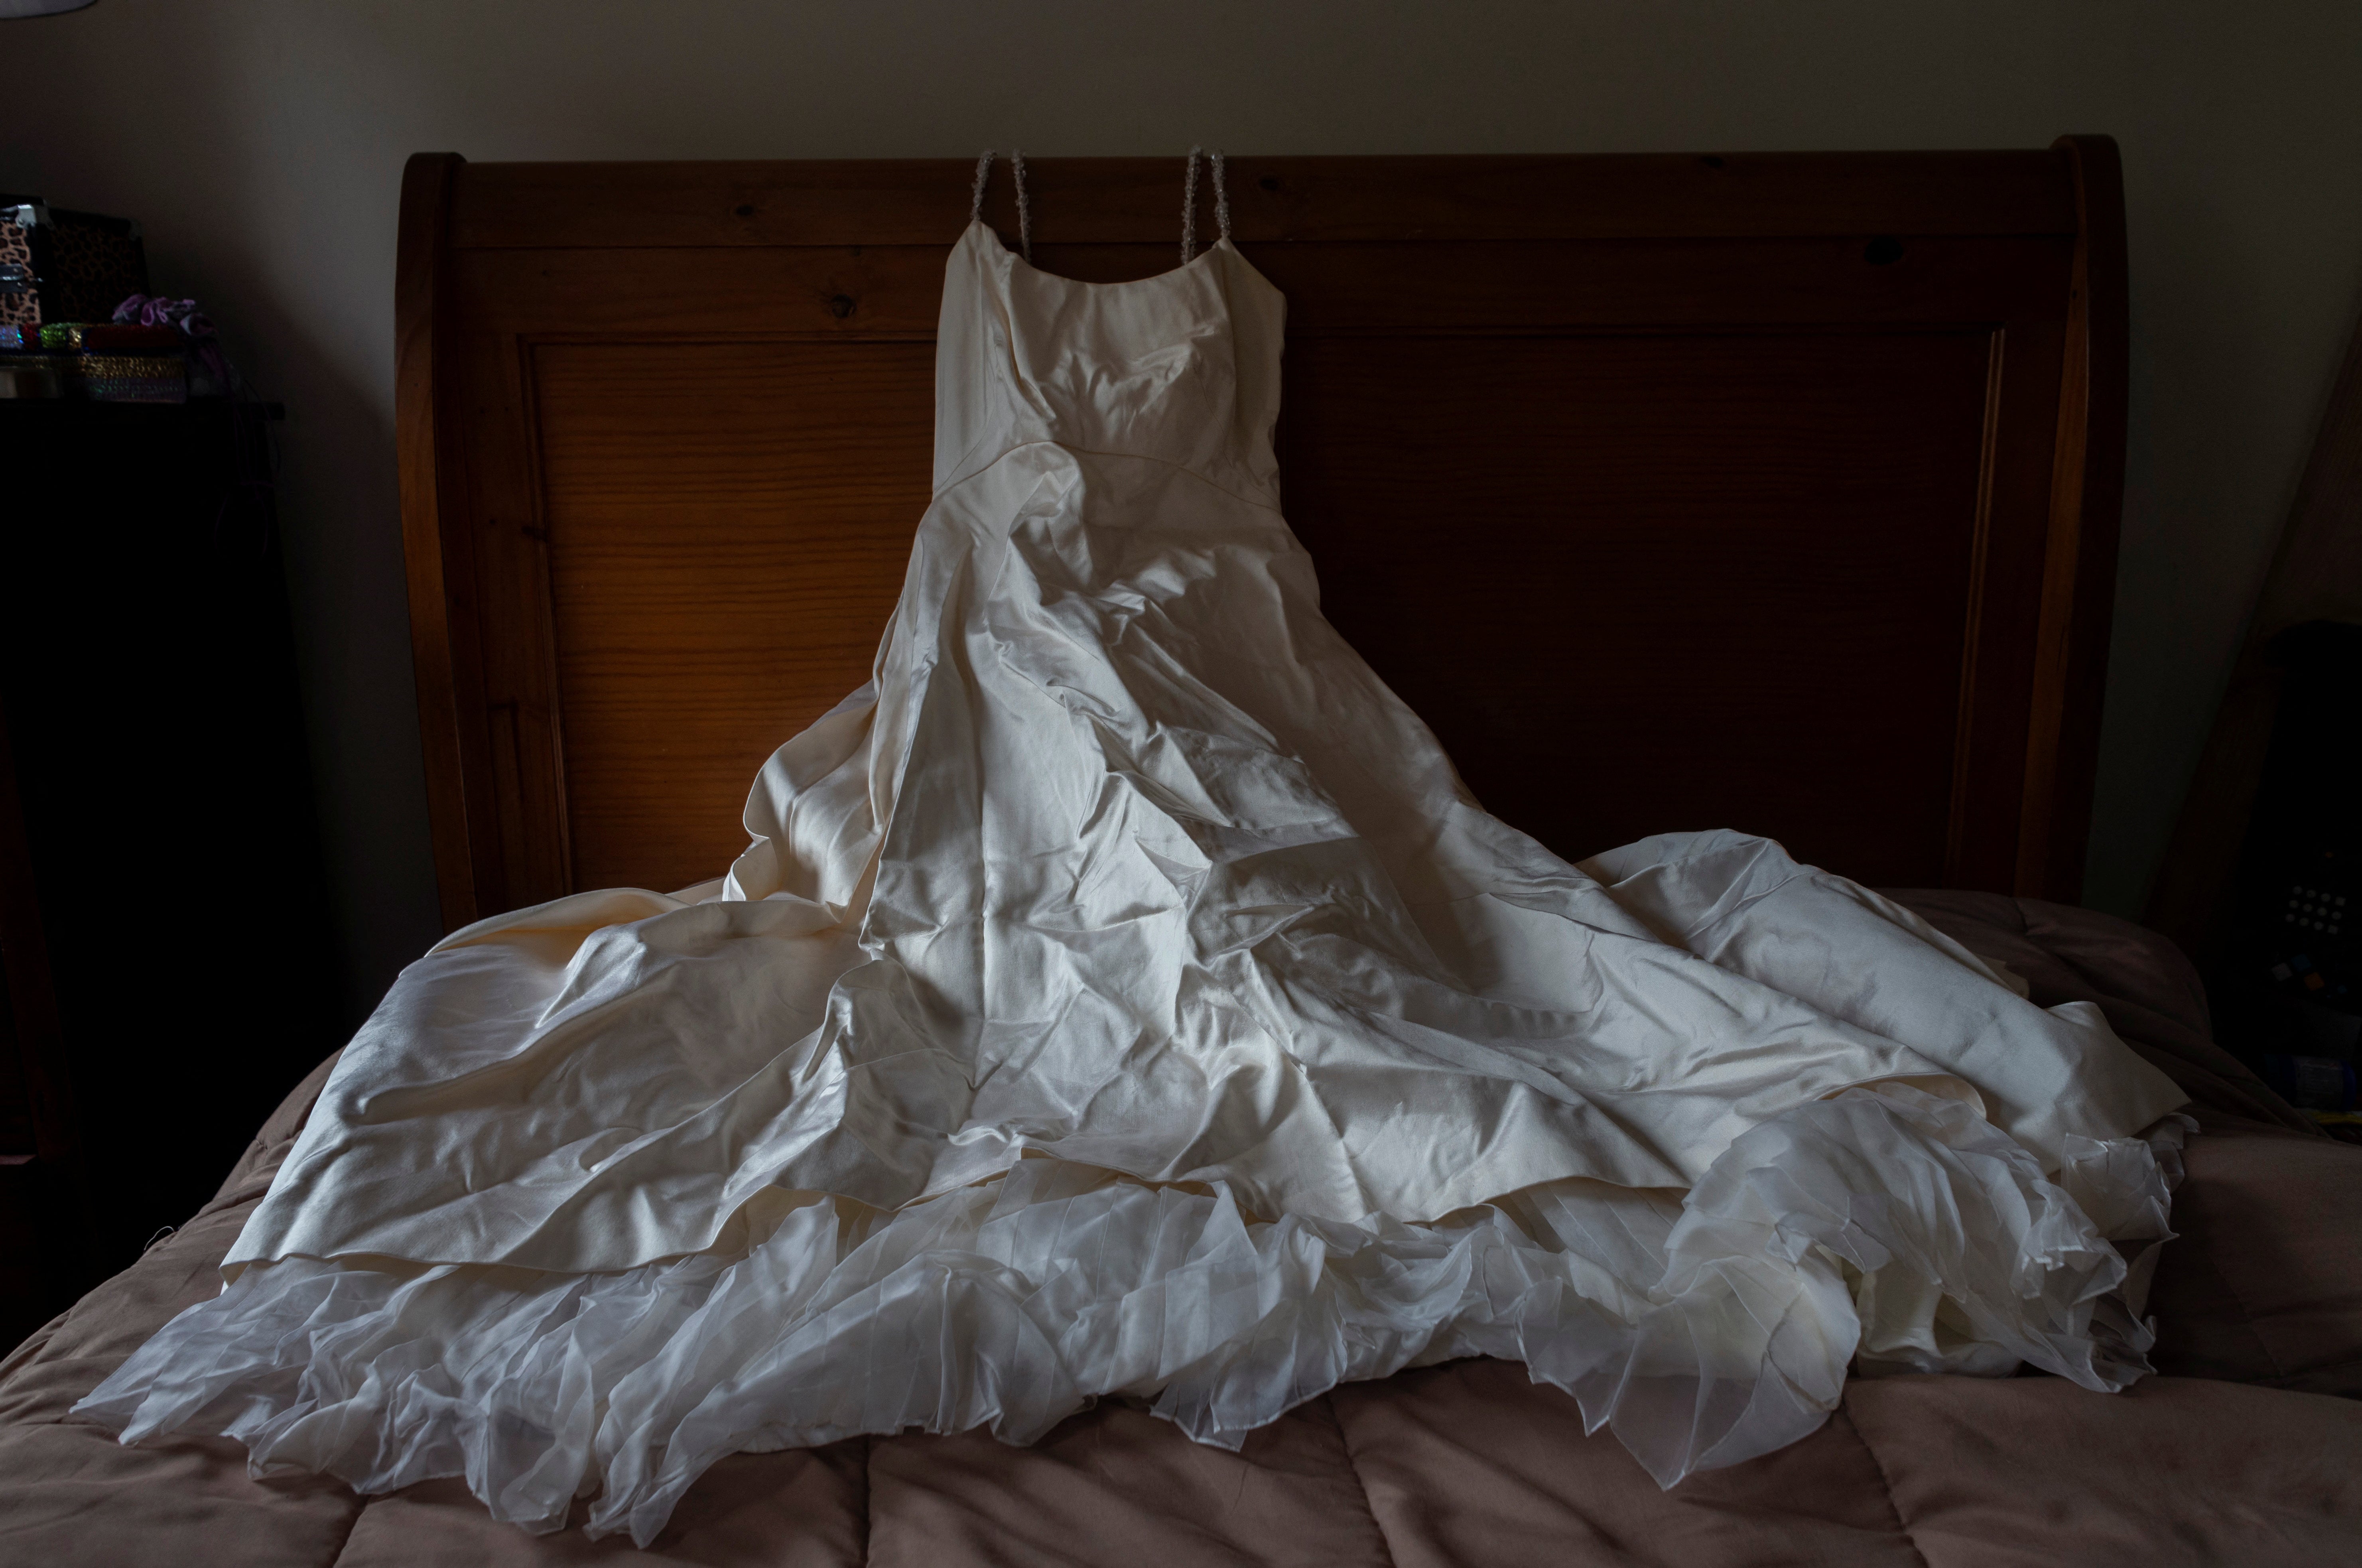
[0,398,344,1349]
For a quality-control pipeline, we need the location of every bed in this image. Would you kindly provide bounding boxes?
[1,144,2356,1564]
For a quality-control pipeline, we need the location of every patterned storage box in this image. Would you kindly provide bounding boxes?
[67,352,186,403]
[46,209,149,321]
[0,204,36,328]
[0,198,150,327]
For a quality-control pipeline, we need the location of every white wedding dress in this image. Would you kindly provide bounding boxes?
[80,154,2191,1547]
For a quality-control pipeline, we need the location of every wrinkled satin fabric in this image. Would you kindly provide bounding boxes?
[80,223,2192,1545]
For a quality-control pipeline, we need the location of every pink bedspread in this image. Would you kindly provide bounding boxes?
[3,893,2356,1565]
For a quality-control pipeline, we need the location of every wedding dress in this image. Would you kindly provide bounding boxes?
[78,152,2192,1546]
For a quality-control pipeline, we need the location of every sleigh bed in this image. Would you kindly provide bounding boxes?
[2,144,2357,1565]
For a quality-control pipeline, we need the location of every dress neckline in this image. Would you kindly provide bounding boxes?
[968,219,1265,295]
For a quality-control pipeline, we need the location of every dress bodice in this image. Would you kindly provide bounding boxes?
[931,221,1286,507]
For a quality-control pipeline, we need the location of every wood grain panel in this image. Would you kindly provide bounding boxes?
[532,340,933,892]
[1948,317,2070,888]
[450,152,2076,250]
[446,237,2069,337]
[1283,331,1992,886]
[397,153,493,931]
[2022,136,2130,900]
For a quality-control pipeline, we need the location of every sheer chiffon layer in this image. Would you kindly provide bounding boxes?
[78,1084,2186,1546]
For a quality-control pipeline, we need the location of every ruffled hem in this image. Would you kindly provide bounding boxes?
[76,1083,2186,1547]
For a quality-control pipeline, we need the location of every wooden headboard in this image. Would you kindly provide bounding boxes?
[396,143,2126,933]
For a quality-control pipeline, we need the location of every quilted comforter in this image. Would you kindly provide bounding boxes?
[1,892,2355,1566]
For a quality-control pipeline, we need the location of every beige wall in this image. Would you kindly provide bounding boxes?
[5,0,2357,1018]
